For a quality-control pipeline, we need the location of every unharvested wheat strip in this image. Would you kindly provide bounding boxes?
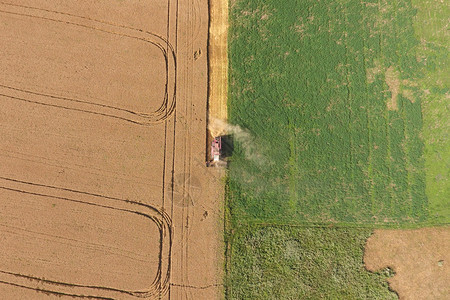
[208,0,228,122]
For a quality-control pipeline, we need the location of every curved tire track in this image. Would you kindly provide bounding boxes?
[0,176,173,299]
[0,1,177,125]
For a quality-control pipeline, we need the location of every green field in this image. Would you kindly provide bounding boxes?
[228,0,449,225]
[412,0,450,223]
[227,225,396,299]
[226,0,448,298]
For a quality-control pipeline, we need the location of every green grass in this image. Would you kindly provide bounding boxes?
[411,0,450,223]
[227,0,443,225]
[226,225,397,299]
[225,0,448,298]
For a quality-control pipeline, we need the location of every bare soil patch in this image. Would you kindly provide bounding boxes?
[364,227,450,300]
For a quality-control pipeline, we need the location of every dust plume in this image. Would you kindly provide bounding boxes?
[209,118,266,164]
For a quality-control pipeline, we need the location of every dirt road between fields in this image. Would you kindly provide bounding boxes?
[0,1,222,299]
[364,227,450,300]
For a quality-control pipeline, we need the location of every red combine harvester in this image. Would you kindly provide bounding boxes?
[206,131,232,167]
[207,136,222,167]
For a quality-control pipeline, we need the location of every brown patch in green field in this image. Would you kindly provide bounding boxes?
[366,59,382,84]
[364,227,450,300]
[402,89,416,103]
[385,66,400,110]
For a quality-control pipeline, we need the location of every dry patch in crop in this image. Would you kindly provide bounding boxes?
[385,66,400,111]
[364,227,450,300]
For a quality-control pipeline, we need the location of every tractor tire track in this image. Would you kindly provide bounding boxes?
[0,1,177,125]
[0,176,173,299]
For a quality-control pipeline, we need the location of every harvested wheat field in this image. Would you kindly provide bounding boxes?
[364,227,450,300]
[0,0,222,299]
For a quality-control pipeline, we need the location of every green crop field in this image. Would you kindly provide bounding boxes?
[412,0,450,223]
[228,0,449,225]
[226,0,448,298]
[226,225,397,299]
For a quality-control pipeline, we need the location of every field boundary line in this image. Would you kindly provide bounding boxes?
[230,220,450,230]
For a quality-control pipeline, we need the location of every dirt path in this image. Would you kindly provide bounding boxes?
[0,1,222,299]
[364,227,450,300]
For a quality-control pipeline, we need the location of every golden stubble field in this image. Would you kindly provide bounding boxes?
[0,0,222,299]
